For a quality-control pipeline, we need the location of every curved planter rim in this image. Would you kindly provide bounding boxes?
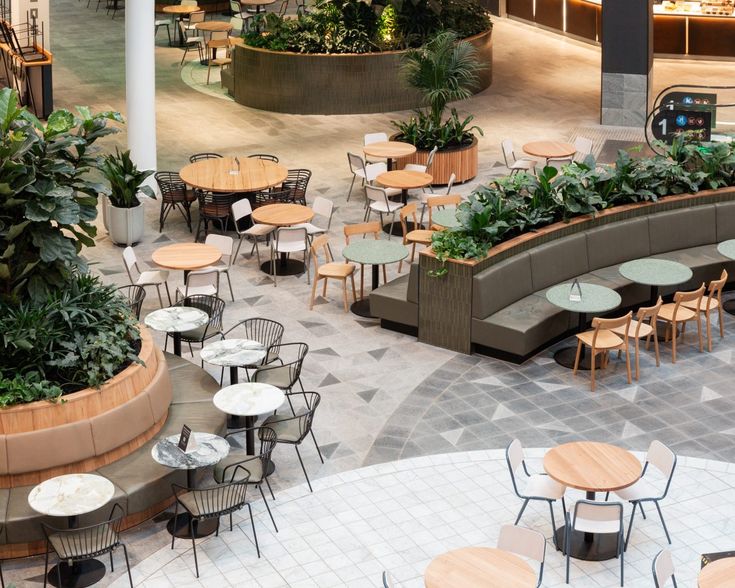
[390,134,479,155]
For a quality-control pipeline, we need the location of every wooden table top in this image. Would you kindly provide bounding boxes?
[377,170,433,190]
[179,156,287,193]
[162,5,199,14]
[239,0,277,5]
[195,21,233,32]
[424,547,536,588]
[152,243,222,271]
[251,203,314,227]
[363,141,417,159]
[699,557,735,587]
[544,441,641,492]
[523,140,576,159]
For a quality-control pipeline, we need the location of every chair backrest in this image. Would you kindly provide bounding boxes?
[652,549,677,588]
[190,152,222,163]
[501,139,515,166]
[231,198,253,231]
[445,172,456,194]
[205,233,234,266]
[646,440,676,496]
[117,285,146,319]
[189,10,205,24]
[571,500,623,531]
[275,226,308,250]
[347,152,366,175]
[590,312,632,348]
[399,203,418,240]
[365,184,389,205]
[635,296,663,338]
[404,163,427,173]
[181,0,197,5]
[199,191,233,218]
[309,234,332,272]
[673,284,705,314]
[255,188,292,206]
[283,169,311,203]
[497,524,546,581]
[505,439,526,496]
[256,426,277,475]
[311,196,333,225]
[706,268,728,305]
[225,317,284,351]
[574,136,594,157]
[42,503,124,560]
[344,221,381,243]
[229,0,242,13]
[229,15,244,33]
[176,475,250,517]
[364,161,387,183]
[122,246,140,282]
[425,146,438,172]
[185,267,220,295]
[155,171,188,204]
[382,570,396,588]
[176,294,225,336]
[254,342,308,389]
[277,0,289,16]
[283,391,321,443]
[365,132,388,145]
[427,195,461,225]
[209,30,229,45]
[248,153,279,162]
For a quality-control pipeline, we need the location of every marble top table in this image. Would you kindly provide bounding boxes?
[144,307,208,357]
[343,240,409,318]
[430,208,460,229]
[214,383,284,449]
[717,240,735,314]
[201,338,266,387]
[29,473,116,588]
[546,282,622,369]
[152,432,229,539]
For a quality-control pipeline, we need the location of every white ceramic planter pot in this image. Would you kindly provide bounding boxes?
[108,203,145,246]
[100,194,109,231]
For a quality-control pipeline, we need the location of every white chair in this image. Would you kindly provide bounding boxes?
[419,172,456,225]
[179,15,204,65]
[363,161,401,202]
[204,234,235,301]
[497,524,546,588]
[122,247,171,308]
[501,139,536,175]
[505,439,566,542]
[176,267,220,300]
[183,8,205,33]
[346,152,368,202]
[270,227,309,286]
[652,549,677,588]
[565,501,624,586]
[610,440,676,548]
[382,570,397,587]
[364,185,404,238]
[573,136,594,162]
[231,199,274,265]
[365,132,388,163]
[292,196,334,239]
[154,14,172,45]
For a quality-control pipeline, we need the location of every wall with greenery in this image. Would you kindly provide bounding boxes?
[243,0,491,54]
[0,89,141,407]
[431,137,735,268]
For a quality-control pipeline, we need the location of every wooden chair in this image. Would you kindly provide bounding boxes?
[611,297,662,381]
[207,36,232,85]
[344,221,387,298]
[658,284,705,363]
[427,194,462,230]
[681,269,727,352]
[309,235,357,312]
[573,312,632,391]
[399,202,433,271]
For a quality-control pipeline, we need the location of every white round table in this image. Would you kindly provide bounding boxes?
[28,474,116,588]
[200,338,266,387]
[214,383,284,452]
[144,307,208,357]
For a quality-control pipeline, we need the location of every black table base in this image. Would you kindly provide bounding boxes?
[350,299,374,318]
[553,346,602,371]
[167,513,219,539]
[554,525,622,561]
[260,259,306,276]
[382,220,419,237]
[47,560,106,588]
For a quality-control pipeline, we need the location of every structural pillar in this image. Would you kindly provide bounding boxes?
[125,0,157,171]
[600,0,653,127]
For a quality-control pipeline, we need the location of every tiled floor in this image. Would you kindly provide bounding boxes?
[5,1,734,586]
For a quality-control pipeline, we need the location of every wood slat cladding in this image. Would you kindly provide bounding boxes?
[227,30,492,115]
[394,138,479,184]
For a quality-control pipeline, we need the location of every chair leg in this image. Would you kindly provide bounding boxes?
[155,284,164,307]
[259,484,278,532]
[310,429,324,463]
[565,512,571,583]
[719,304,725,339]
[655,501,672,544]
[347,175,356,202]
[171,503,179,549]
[43,545,49,588]
[671,321,677,363]
[246,503,260,558]
[624,502,637,549]
[350,273,357,304]
[309,275,318,310]
[624,344,632,385]
[122,544,133,588]
[514,498,529,525]
[265,476,276,501]
[696,315,703,353]
[548,500,558,548]
[619,530,624,587]
[706,310,713,352]
[634,338,640,381]
[342,278,349,312]
[164,281,172,305]
[190,518,199,577]
[110,550,115,572]
[294,445,313,492]
[573,340,582,376]
[226,271,235,302]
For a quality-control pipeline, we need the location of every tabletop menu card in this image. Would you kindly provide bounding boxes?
[178,425,198,453]
[569,278,582,302]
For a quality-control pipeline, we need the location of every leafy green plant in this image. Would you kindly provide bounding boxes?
[101,148,155,208]
[0,88,122,303]
[0,375,63,407]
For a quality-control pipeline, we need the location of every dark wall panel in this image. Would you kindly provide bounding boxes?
[689,17,735,57]
[602,0,653,74]
[653,15,686,54]
[535,0,563,29]
[567,0,600,40]
[507,0,533,21]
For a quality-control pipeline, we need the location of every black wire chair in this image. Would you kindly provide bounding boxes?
[248,153,279,163]
[172,467,259,578]
[42,503,132,588]
[195,190,235,242]
[253,188,293,208]
[189,152,223,163]
[116,285,146,320]
[252,342,308,393]
[219,318,284,383]
[166,295,226,358]
[155,171,197,232]
[260,391,322,492]
[215,426,279,531]
[282,168,312,206]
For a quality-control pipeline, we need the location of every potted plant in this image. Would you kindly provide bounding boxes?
[101,148,156,246]
[392,30,485,183]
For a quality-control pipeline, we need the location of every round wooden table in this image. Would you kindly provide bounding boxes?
[699,557,735,587]
[377,169,432,235]
[251,203,314,276]
[523,140,576,161]
[239,0,276,11]
[363,141,417,170]
[424,547,536,588]
[162,5,200,46]
[195,21,233,64]
[179,156,288,193]
[544,441,641,562]
[152,243,222,278]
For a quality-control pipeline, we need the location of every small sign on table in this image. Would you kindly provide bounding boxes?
[178,425,198,454]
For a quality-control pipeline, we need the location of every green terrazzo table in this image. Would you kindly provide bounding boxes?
[431,208,460,229]
[545,282,621,369]
[717,240,735,314]
[343,240,408,318]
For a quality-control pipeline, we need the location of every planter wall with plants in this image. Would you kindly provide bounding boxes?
[395,136,479,184]
[226,29,492,114]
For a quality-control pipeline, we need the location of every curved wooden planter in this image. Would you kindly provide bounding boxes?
[0,326,172,488]
[225,28,493,115]
[394,137,479,184]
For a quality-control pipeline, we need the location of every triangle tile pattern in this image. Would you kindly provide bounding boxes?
[357,389,378,404]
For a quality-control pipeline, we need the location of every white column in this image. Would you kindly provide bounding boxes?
[125,0,157,171]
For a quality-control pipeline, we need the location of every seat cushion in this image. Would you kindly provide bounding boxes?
[524,474,565,500]
[369,274,418,327]
[614,477,660,502]
[137,270,168,285]
[471,293,574,358]
[262,413,304,443]
[318,262,356,278]
[214,451,263,484]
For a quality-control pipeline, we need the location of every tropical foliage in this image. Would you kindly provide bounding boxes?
[101,148,156,208]
[430,136,735,272]
[242,0,491,54]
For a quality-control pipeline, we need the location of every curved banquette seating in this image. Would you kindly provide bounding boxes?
[0,353,225,557]
[371,200,735,362]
